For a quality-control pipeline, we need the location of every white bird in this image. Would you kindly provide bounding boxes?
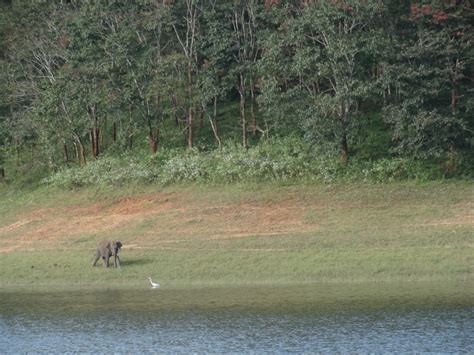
[148,277,160,289]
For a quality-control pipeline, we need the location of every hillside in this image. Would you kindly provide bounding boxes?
[0,182,472,290]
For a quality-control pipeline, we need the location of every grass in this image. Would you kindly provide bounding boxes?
[0,181,472,290]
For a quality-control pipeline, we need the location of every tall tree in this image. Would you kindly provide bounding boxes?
[101,2,174,154]
[230,0,262,147]
[383,1,474,162]
[171,0,203,149]
[261,1,385,163]
[0,2,60,168]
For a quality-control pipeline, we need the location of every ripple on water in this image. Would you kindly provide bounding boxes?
[0,282,473,352]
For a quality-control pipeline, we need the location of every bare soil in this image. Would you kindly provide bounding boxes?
[0,191,320,253]
[1,189,472,254]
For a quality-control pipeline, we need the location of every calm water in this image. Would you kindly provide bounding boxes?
[0,283,473,353]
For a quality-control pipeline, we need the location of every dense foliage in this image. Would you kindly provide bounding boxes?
[0,0,472,186]
[43,138,446,188]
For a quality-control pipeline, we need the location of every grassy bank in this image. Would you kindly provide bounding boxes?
[0,181,472,290]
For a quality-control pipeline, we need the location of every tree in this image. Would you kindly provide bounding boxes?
[65,3,112,160]
[0,1,60,170]
[101,2,174,154]
[230,0,262,147]
[0,0,472,184]
[171,0,203,149]
[261,1,385,163]
[383,1,474,163]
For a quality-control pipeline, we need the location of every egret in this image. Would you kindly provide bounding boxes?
[148,277,160,289]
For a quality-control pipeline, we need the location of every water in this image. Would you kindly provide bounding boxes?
[1,283,473,353]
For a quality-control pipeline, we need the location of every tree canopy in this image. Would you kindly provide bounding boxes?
[0,0,472,183]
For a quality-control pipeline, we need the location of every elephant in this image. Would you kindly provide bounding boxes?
[92,240,122,268]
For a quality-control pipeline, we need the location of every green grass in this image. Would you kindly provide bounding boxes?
[0,181,472,290]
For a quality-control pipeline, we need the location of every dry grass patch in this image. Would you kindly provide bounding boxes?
[0,189,321,253]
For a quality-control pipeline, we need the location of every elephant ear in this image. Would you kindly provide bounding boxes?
[116,241,122,249]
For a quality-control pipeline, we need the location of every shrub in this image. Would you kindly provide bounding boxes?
[43,155,160,188]
[355,158,444,182]
[44,137,464,188]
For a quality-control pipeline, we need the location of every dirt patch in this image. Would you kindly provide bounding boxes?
[0,192,318,253]
[420,202,474,227]
[2,190,472,253]
[421,215,474,226]
[132,199,318,247]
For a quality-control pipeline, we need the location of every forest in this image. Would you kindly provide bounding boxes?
[0,0,473,187]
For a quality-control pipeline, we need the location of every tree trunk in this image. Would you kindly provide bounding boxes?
[147,116,159,154]
[450,59,459,116]
[88,104,100,159]
[448,81,457,172]
[149,134,158,154]
[79,143,86,166]
[63,140,69,164]
[340,135,349,165]
[239,73,248,148]
[446,144,457,172]
[451,88,457,116]
[90,130,95,159]
[205,97,222,149]
[213,96,221,147]
[250,77,257,137]
[187,107,194,149]
[340,100,350,165]
[112,122,117,143]
[94,128,99,157]
[128,105,134,150]
[73,134,86,166]
[199,110,204,129]
[90,127,100,159]
[0,167,5,182]
[15,138,20,166]
[187,64,194,149]
[171,94,180,127]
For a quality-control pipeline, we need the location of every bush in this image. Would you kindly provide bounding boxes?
[43,154,160,188]
[148,136,316,184]
[355,158,444,182]
[43,137,464,188]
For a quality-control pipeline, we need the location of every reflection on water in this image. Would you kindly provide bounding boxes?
[0,283,473,353]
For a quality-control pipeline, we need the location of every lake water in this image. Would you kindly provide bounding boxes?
[0,283,473,353]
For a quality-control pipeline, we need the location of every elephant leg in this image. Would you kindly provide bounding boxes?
[102,255,109,268]
[114,255,121,268]
[92,251,100,266]
[92,256,99,266]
